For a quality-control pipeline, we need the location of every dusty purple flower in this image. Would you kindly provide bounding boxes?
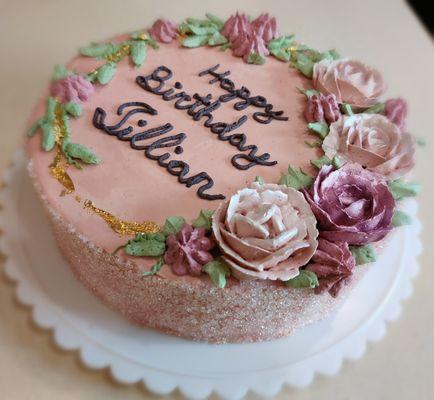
[251,13,279,43]
[303,163,395,245]
[164,224,214,276]
[149,18,178,43]
[384,98,408,130]
[304,93,340,124]
[51,75,94,103]
[306,239,355,297]
[222,12,251,43]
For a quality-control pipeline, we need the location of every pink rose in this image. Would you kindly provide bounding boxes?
[322,113,415,180]
[222,12,251,44]
[306,239,355,297]
[384,98,408,130]
[51,75,94,103]
[251,13,279,43]
[313,58,386,108]
[303,164,395,245]
[304,93,341,124]
[164,224,214,276]
[149,19,178,43]
[212,182,318,281]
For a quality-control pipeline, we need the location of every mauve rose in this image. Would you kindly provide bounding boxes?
[149,19,178,43]
[313,58,386,108]
[384,98,408,130]
[304,93,341,124]
[303,164,395,245]
[251,13,279,43]
[51,75,94,103]
[164,224,214,276]
[212,182,318,281]
[222,12,251,43]
[306,239,355,297]
[322,113,415,180]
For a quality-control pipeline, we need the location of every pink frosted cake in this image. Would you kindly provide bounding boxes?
[26,13,419,343]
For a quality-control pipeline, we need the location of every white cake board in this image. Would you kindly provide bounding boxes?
[0,150,422,400]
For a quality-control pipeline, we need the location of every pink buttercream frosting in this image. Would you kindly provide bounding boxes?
[384,98,408,130]
[241,34,269,62]
[304,93,340,124]
[222,12,251,43]
[51,74,94,103]
[164,224,214,276]
[251,13,279,43]
[313,58,386,108]
[322,113,415,180]
[149,18,178,43]
[212,182,318,281]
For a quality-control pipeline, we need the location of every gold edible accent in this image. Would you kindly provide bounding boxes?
[106,44,131,63]
[83,200,160,235]
[49,105,75,195]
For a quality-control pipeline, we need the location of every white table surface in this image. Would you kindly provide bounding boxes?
[0,1,433,399]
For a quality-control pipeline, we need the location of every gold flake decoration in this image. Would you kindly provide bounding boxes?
[83,200,160,235]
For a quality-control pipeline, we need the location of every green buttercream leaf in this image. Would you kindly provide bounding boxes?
[255,176,265,184]
[332,156,344,169]
[142,257,165,276]
[304,140,322,148]
[188,24,217,36]
[79,42,118,58]
[182,35,209,48]
[130,41,147,67]
[279,165,313,190]
[205,13,225,29]
[307,122,329,139]
[27,117,44,137]
[268,35,296,62]
[392,210,412,227]
[65,143,101,164]
[389,180,421,201]
[207,31,228,46]
[350,244,376,265]
[46,96,58,122]
[247,52,266,65]
[52,65,71,81]
[63,102,82,118]
[192,209,214,230]
[285,270,319,289]
[203,259,231,288]
[41,121,55,151]
[342,103,354,116]
[298,87,320,97]
[364,102,385,114]
[162,216,186,236]
[60,113,72,153]
[311,155,331,169]
[291,52,314,77]
[321,49,340,61]
[219,42,231,51]
[97,62,117,84]
[417,137,426,147]
[126,236,166,257]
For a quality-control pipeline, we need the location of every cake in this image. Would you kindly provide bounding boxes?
[25,12,420,343]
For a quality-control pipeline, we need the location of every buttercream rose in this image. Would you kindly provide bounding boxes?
[149,19,178,43]
[51,74,94,103]
[212,182,318,281]
[303,164,395,245]
[322,113,415,180]
[313,58,386,108]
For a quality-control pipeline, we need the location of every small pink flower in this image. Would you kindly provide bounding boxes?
[51,75,94,104]
[149,19,178,43]
[307,239,355,297]
[304,93,340,124]
[384,98,408,130]
[251,13,279,43]
[242,34,269,63]
[164,224,214,276]
[222,12,251,43]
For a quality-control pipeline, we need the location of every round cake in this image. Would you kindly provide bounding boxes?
[25,12,418,343]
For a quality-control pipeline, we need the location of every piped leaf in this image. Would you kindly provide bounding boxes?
[162,216,186,236]
[389,180,421,201]
[279,165,313,190]
[63,102,82,118]
[392,210,412,227]
[285,270,319,288]
[142,257,165,276]
[125,233,166,257]
[65,143,100,164]
[364,103,385,114]
[192,209,214,230]
[311,155,331,169]
[268,35,296,62]
[182,35,210,48]
[203,259,231,288]
[350,244,376,265]
[342,103,354,116]
[254,176,265,184]
[79,42,118,58]
[52,65,71,81]
[97,62,117,85]
[130,41,147,67]
[247,52,266,65]
[307,122,329,139]
[41,121,55,151]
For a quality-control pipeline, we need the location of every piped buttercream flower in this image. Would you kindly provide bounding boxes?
[306,239,355,297]
[304,93,341,124]
[149,18,178,43]
[251,13,279,43]
[164,224,214,276]
[303,164,395,245]
[212,182,318,281]
[322,113,415,180]
[51,75,94,103]
[313,58,386,108]
[222,12,251,43]
[384,98,408,130]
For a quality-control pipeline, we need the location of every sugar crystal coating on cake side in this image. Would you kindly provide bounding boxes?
[25,13,419,343]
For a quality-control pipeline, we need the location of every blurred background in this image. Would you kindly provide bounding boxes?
[0,1,433,400]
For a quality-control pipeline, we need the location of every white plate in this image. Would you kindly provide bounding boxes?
[0,151,422,400]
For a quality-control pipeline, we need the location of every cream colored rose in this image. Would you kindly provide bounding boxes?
[322,113,415,180]
[212,183,318,281]
[313,58,386,108]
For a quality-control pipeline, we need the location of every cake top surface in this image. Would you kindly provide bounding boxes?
[26,13,419,294]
